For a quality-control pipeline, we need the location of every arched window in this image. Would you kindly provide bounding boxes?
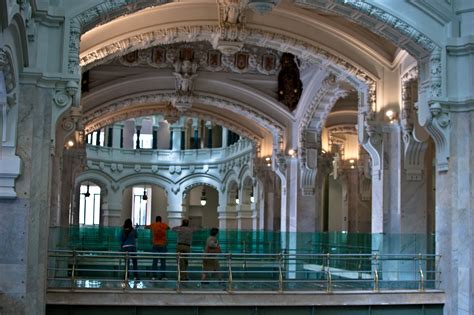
[79,184,101,225]
[132,186,151,225]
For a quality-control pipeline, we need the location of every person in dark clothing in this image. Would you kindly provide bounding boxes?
[120,218,139,280]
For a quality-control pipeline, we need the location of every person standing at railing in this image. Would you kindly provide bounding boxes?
[172,219,195,281]
[201,227,222,283]
[145,215,169,280]
[120,218,139,280]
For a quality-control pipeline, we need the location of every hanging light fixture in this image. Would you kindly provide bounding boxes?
[83,182,91,198]
[142,186,148,201]
[250,190,255,203]
[235,191,240,205]
[200,188,207,206]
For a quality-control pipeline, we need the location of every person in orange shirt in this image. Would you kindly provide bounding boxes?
[145,216,169,280]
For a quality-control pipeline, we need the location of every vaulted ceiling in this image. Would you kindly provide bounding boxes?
[76,0,414,156]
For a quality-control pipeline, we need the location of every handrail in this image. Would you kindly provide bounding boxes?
[47,250,441,293]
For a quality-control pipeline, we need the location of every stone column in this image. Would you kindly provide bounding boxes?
[221,127,228,148]
[135,125,141,149]
[218,189,238,230]
[170,124,183,151]
[3,83,57,314]
[237,188,253,230]
[361,121,390,236]
[102,188,122,227]
[166,188,184,227]
[205,121,213,148]
[112,123,122,148]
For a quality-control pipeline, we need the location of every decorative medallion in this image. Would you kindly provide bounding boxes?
[208,50,222,67]
[235,52,249,71]
[152,47,166,64]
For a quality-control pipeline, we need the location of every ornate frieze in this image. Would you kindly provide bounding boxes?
[295,0,436,54]
[100,42,281,76]
[294,0,441,98]
[78,26,375,95]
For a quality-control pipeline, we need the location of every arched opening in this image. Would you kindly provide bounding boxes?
[184,185,219,229]
[78,181,101,226]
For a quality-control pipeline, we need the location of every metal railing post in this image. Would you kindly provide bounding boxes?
[373,253,379,292]
[278,252,284,293]
[326,253,332,293]
[227,253,233,293]
[176,252,181,293]
[418,253,425,291]
[124,251,129,290]
[71,250,76,290]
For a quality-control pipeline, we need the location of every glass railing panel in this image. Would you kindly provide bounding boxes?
[47,250,440,292]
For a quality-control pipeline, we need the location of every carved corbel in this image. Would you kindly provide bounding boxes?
[361,120,384,180]
[54,80,80,108]
[401,66,427,180]
[418,101,450,172]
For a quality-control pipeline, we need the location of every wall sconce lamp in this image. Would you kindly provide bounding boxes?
[67,140,74,148]
[235,191,240,205]
[349,159,356,169]
[265,156,271,167]
[385,110,397,123]
[200,188,207,206]
[288,148,297,158]
[142,186,148,201]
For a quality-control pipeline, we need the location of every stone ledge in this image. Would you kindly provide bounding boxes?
[47,290,445,306]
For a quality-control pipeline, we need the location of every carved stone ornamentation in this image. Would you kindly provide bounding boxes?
[400,66,428,180]
[215,0,249,55]
[0,48,16,93]
[362,120,384,180]
[295,0,437,55]
[172,58,198,112]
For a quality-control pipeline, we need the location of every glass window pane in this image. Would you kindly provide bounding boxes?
[93,194,100,225]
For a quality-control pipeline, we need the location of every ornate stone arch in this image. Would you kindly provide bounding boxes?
[181,175,221,196]
[118,173,173,192]
[223,171,240,192]
[75,170,112,193]
[82,92,284,153]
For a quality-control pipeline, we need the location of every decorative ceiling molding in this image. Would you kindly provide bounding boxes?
[294,0,442,98]
[98,42,281,76]
[72,1,171,34]
[294,0,438,55]
[82,92,284,151]
[77,24,376,107]
[328,125,358,135]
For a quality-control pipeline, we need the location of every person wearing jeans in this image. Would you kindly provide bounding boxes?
[146,216,169,280]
